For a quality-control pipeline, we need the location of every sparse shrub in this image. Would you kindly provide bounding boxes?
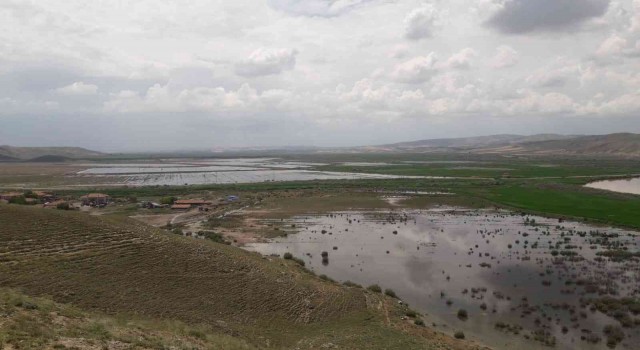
[603,325,624,348]
[8,196,28,205]
[56,202,70,210]
[343,281,361,288]
[367,284,382,293]
[414,319,425,326]
[457,309,468,320]
[283,252,293,260]
[454,331,465,339]
[319,274,334,282]
[406,309,417,318]
[292,257,305,267]
[384,289,397,298]
[200,231,226,244]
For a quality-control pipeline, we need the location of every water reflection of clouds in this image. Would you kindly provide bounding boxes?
[246,208,640,350]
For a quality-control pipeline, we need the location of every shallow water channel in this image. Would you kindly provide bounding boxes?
[245,208,640,350]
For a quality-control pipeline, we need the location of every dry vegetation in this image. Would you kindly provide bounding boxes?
[0,204,483,349]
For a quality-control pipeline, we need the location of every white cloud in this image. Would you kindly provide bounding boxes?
[526,58,579,88]
[267,0,372,17]
[392,54,439,83]
[491,45,519,69]
[596,34,628,56]
[55,82,98,95]
[235,48,298,77]
[1,0,640,148]
[445,48,478,69]
[404,6,438,40]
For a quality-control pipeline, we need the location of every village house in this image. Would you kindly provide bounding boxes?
[33,191,56,202]
[170,204,192,210]
[80,193,110,206]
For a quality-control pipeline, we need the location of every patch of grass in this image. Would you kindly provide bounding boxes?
[478,184,640,228]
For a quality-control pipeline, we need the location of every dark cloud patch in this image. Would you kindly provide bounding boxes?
[487,0,610,34]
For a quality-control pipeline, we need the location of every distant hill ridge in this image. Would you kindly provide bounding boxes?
[0,146,103,160]
[378,134,580,150]
[365,133,640,157]
[479,133,640,157]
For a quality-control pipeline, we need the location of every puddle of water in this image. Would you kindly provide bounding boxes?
[245,208,640,350]
[585,177,640,195]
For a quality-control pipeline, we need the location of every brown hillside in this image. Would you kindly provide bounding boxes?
[0,204,479,349]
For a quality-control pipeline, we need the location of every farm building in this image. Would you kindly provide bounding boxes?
[33,191,56,202]
[80,193,110,206]
[171,204,192,210]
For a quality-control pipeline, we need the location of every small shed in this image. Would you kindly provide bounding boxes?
[171,204,192,210]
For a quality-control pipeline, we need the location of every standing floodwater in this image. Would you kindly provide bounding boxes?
[585,177,640,195]
[245,208,640,350]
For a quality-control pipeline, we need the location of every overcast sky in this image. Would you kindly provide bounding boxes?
[1,0,640,151]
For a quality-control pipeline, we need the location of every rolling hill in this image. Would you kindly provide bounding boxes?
[0,146,103,160]
[0,204,477,349]
[377,134,578,151]
[0,154,17,162]
[360,133,640,157]
[477,133,640,157]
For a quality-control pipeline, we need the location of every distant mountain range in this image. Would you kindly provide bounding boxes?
[0,146,103,161]
[1,133,639,160]
[359,133,640,157]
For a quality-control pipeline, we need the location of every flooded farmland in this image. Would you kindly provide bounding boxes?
[246,208,640,350]
[586,177,640,195]
[74,158,432,185]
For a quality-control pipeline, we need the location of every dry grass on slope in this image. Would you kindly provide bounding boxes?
[0,204,485,349]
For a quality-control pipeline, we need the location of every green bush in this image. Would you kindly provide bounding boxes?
[406,310,417,318]
[384,289,398,298]
[56,202,71,210]
[160,196,177,205]
[343,281,361,288]
[8,196,28,205]
[414,319,425,326]
[283,252,293,260]
[200,231,226,244]
[292,257,305,267]
[367,284,382,293]
[454,331,465,339]
[457,309,468,320]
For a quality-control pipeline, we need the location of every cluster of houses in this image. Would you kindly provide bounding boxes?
[141,195,239,211]
[1,190,237,212]
[0,191,111,209]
